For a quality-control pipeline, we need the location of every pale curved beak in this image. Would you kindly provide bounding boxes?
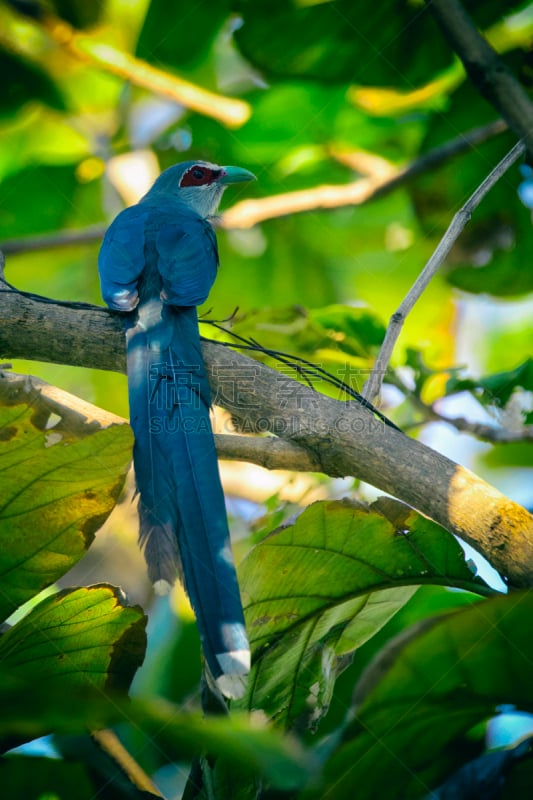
[219,166,256,184]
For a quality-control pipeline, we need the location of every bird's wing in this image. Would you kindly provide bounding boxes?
[156,215,219,307]
[98,205,149,310]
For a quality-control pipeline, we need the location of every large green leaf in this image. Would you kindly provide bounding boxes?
[313,591,533,799]
[319,584,485,738]
[234,82,348,166]
[0,584,146,690]
[0,680,311,791]
[232,0,511,87]
[0,399,132,620]
[236,500,491,730]
[0,585,146,750]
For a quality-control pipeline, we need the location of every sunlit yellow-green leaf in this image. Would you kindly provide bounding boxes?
[0,584,146,750]
[0,402,132,620]
[237,500,491,730]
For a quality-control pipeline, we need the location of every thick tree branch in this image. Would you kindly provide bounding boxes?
[426,0,533,157]
[0,368,317,472]
[1,277,533,587]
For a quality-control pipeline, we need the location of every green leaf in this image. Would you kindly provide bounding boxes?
[0,585,146,750]
[0,585,146,690]
[132,698,313,791]
[446,358,533,407]
[51,0,104,28]
[314,591,533,799]
[0,400,132,620]
[237,500,490,730]
[0,756,95,800]
[310,305,386,354]
[232,0,511,87]
[0,671,121,753]
[472,358,533,405]
[318,585,484,738]
[0,50,64,116]
[136,0,230,69]
[234,83,347,165]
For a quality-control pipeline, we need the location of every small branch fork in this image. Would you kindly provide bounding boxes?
[363,139,526,403]
[363,0,533,402]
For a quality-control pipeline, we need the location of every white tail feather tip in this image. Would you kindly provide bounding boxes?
[215,649,251,699]
[153,579,173,596]
[216,649,251,676]
[216,673,248,700]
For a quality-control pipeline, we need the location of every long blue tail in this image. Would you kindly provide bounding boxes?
[126,301,250,698]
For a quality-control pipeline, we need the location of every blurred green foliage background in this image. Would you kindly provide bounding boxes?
[1,0,533,797]
[2,0,531,509]
[2,0,531,407]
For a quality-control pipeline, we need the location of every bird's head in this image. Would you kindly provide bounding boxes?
[145,160,256,218]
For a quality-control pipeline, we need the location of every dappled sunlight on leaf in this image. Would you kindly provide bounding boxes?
[0,584,146,751]
[237,500,491,730]
[0,376,132,619]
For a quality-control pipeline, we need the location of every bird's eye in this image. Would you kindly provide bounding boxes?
[180,165,214,187]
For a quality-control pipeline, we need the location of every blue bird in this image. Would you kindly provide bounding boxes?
[98,160,255,698]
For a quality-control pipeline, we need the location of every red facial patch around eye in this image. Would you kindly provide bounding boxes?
[180,165,222,187]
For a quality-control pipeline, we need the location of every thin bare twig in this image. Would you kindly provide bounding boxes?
[425,412,533,443]
[0,224,106,256]
[363,139,526,403]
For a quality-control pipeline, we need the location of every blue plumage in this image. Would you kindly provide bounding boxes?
[99,161,255,698]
